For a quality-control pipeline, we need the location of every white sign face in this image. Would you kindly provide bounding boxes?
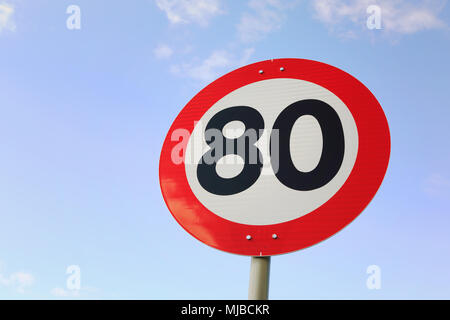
[184,78,359,226]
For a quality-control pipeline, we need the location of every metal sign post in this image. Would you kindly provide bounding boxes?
[248,256,271,300]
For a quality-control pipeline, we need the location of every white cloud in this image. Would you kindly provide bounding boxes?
[51,287,80,297]
[238,0,298,43]
[0,270,34,293]
[424,173,450,197]
[155,0,222,26]
[0,2,15,33]
[382,2,446,34]
[50,286,99,298]
[312,0,446,35]
[170,47,254,82]
[154,44,174,59]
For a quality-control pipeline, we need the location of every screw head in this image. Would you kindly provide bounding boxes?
[246,235,252,240]
[280,67,285,71]
[258,70,264,74]
[272,234,278,239]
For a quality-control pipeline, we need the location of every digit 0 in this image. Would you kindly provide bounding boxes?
[271,99,345,191]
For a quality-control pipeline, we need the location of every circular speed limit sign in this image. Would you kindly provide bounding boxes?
[159,58,390,256]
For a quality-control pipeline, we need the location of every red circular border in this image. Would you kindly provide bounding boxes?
[159,58,390,256]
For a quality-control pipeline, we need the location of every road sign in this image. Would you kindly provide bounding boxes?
[159,58,390,256]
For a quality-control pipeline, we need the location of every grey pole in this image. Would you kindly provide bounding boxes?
[248,256,271,300]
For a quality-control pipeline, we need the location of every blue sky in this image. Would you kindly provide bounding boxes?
[0,0,450,299]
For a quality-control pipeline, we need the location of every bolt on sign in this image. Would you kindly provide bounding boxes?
[159,58,390,256]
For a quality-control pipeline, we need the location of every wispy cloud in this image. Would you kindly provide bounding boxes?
[156,1,298,81]
[154,44,174,59]
[163,0,297,82]
[0,2,15,33]
[50,286,99,298]
[238,0,299,43]
[0,264,34,294]
[424,173,450,197]
[155,0,223,26]
[51,287,79,297]
[170,47,254,82]
[312,0,447,36]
